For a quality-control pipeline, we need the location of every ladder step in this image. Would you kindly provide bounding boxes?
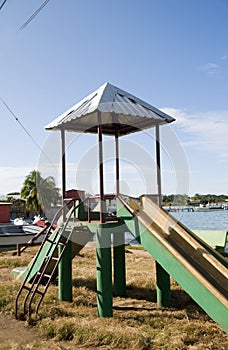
[58,241,67,246]
[23,285,32,292]
[46,238,55,244]
[37,272,52,279]
[45,256,59,261]
[35,290,44,296]
[23,285,44,296]
[46,238,66,247]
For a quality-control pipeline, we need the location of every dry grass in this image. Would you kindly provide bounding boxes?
[0,246,227,350]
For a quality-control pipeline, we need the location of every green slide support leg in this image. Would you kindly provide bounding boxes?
[58,239,72,302]
[96,225,113,317]
[113,231,126,297]
[156,261,170,307]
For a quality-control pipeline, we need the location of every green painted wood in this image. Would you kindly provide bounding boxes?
[17,227,61,282]
[15,226,93,283]
[117,199,228,333]
[88,220,123,234]
[156,261,170,307]
[58,239,72,302]
[193,230,228,250]
[178,223,228,267]
[96,224,113,317]
[113,231,126,297]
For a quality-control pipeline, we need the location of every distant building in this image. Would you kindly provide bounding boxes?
[65,189,85,201]
[0,202,12,223]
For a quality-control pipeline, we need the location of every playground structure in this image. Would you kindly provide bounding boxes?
[14,83,228,333]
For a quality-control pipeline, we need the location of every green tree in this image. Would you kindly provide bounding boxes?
[20,170,60,216]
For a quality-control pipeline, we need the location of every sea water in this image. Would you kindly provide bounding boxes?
[171,209,228,231]
[125,209,228,248]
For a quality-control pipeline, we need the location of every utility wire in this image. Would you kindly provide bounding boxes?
[0,96,42,151]
[18,0,50,32]
[0,0,7,11]
[0,96,54,166]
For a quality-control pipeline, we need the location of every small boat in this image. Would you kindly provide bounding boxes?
[195,204,224,212]
[0,224,46,250]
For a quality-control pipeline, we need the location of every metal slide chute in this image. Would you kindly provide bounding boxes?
[117,195,228,333]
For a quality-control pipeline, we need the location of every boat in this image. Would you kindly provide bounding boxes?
[0,223,46,250]
[194,204,224,212]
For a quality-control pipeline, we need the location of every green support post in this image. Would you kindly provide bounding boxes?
[58,237,72,302]
[113,231,126,297]
[156,261,170,307]
[96,224,113,317]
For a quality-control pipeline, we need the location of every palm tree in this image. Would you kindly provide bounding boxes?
[21,170,60,217]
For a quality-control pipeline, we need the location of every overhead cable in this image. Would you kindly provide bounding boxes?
[0,96,54,167]
[18,0,50,32]
[0,0,7,11]
[0,96,44,152]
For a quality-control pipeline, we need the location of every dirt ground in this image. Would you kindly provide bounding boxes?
[0,313,39,347]
[0,246,227,350]
[0,248,149,349]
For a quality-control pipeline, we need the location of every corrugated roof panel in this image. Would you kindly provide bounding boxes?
[45,82,175,135]
[114,93,161,119]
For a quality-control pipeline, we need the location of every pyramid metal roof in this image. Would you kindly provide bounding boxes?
[45,82,175,136]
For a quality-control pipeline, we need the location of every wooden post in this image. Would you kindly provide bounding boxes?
[59,129,73,302]
[113,230,126,297]
[155,125,170,307]
[155,125,162,207]
[98,113,105,223]
[96,224,112,317]
[58,237,72,302]
[115,131,120,196]
[88,197,91,223]
[61,129,66,222]
[156,262,170,307]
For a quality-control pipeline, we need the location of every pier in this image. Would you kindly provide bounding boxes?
[164,206,195,212]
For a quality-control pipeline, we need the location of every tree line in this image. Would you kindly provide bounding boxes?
[162,193,228,206]
[3,170,228,215]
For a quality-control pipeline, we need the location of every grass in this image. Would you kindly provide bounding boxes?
[0,246,227,349]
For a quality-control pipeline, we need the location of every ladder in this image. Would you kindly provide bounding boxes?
[15,202,76,320]
[15,226,73,319]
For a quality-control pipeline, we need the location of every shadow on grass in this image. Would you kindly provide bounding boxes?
[71,277,206,317]
[72,277,96,290]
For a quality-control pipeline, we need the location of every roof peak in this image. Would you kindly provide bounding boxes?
[45,83,175,136]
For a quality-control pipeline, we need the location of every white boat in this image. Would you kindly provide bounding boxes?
[195,204,224,212]
[0,224,46,250]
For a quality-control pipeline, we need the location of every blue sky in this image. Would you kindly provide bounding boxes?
[0,0,228,197]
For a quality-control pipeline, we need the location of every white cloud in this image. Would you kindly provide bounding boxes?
[161,108,228,161]
[2,109,227,197]
[200,62,219,75]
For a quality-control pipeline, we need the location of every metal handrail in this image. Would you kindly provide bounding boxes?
[15,197,89,319]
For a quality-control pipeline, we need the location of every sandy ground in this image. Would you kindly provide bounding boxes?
[0,313,39,346]
[1,245,227,349]
[0,246,148,348]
